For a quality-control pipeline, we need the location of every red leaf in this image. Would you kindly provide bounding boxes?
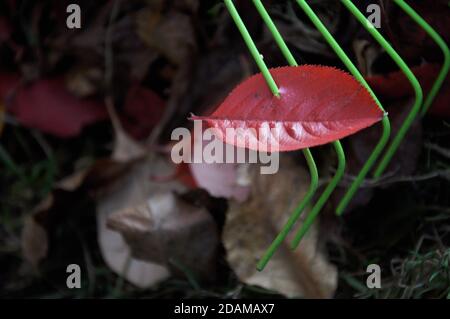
[121,86,165,140]
[366,64,450,118]
[191,66,383,152]
[10,77,108,138]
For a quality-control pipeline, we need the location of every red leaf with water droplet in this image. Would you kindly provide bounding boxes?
[191,66,383,152]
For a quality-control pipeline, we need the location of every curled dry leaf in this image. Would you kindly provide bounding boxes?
[352,39,384,77]
[21,218,48,268]
[270,2,341,58]
[21,195,53,267]
[105,98,146,163]
[107,192,218,280]
[223,155,337,298]
[66,66,103,98]
[136,10,196,66]
[96,154,187,288]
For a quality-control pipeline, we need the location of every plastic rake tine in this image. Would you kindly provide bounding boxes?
[251,0,319,271]
[338,0,423,178]
[284,0,391,216]
[223,0,320,270]
[223,0,280,97]
[291,0,351,249]
[393,0,450,117]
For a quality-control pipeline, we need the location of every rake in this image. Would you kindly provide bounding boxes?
[222,0,449,270]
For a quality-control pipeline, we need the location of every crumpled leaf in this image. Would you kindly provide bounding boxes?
[21,195,53,267]
[9,77,108,137]
[270,1,342,59]
[352,39,384,77]
[136,9,196,66]
[223,155,337,298]
[107,192,218,280]
[66,66,103,98]
[96,154,187,288]
[192,66,383,152]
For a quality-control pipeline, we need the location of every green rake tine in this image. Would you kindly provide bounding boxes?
[338,0,423,178]
[291,0,353,248]
[224,0,280,97]
[224,0,320,270]
[393,0,450,117]
[282,0,391,216]
[252,0,319,271]
[292,141,346,248]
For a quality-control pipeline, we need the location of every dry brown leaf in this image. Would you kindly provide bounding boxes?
[96,154,187,288]
[21,195,53,267]
[66,67,103,98]
[107,192,218,280]
[271,2,340,59]
[136,10,196,66]
[352,39,384,77]
[223,155,337,298]
[111,128,147,162]
[105,97,147,163]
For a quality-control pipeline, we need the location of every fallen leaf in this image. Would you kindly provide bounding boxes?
[382,0,450,62]
[104,97,147,163]
[9,77,108,138]
[189,161,251,202]
[121,86,166,140]
[188,122,251,202]
[21,195,53,267]
[366,64,450,118]
[96,154,188,288]
[65,66,103,98]
[136,10,196,66]
[223,155,337,298]
[271,1,341,59]
[107,192,218,280]
[192,66,383,152]
[21,218,48,268]
[352,39,384,76]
